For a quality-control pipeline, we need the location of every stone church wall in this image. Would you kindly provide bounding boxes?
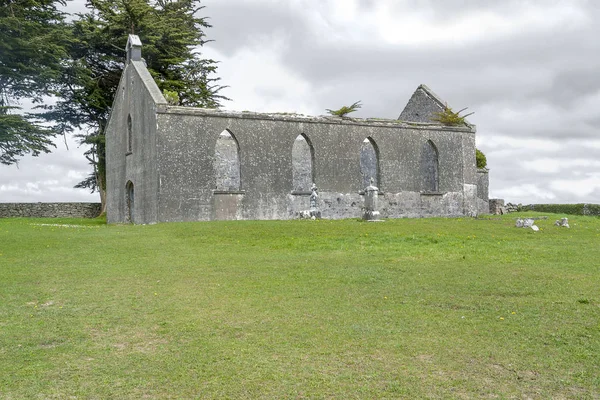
[152,108,477,223]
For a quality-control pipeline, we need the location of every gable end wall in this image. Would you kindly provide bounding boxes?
[105,61,163,224]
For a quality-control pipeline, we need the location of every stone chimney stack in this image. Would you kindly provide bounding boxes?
[126,34,142,63]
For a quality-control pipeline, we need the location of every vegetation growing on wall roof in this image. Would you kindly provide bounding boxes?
[431,103,474,126]
[326,101,362,117]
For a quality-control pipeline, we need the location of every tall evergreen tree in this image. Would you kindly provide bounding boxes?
[0,0,69,165]
[40,0,226,212]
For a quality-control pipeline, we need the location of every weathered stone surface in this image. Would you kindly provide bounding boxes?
[489,198,505,215]
[399,85,448,123]
[0,203,101,218]
[292,135,313,192]
[476,169,489,214]
[105,36,486,224]
[362,179,381,221]
[214,131,241,191]
[555,218,570,228]
[516,218,539,231]
[505,203,522,213]
[360,139,378,189]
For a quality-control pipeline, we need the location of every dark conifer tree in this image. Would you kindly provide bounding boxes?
[40,0,227,212]
[0,0,69,164]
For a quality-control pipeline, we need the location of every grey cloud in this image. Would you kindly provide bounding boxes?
[545,67,600,109]
[148,0,600,203]
[202,1,307,55]
[5,0,598,204]
[203,0,600,123]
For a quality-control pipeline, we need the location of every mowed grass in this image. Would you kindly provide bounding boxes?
[0,214,599,399]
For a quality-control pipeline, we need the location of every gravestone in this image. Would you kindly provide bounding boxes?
[554,218,570,228]
[309,183,321,219]
[362,178,382,221]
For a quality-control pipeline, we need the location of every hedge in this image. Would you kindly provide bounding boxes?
[524,203,600,216]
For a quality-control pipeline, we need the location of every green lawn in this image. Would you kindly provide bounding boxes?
[1,214,599,398]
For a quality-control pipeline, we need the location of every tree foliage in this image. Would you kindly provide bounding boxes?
[0,0,69,164]
[476,148,487,169]
[38,0,227,209]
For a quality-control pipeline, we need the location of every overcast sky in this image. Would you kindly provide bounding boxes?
[1,0,599,205]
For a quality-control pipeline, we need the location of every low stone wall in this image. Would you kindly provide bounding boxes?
[0,203,102,218]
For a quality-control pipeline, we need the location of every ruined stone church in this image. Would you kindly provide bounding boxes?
[105,35,489,224]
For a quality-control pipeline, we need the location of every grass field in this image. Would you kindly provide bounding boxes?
[1,214,599,398]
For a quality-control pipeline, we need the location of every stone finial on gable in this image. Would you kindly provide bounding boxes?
[126,34,142,63]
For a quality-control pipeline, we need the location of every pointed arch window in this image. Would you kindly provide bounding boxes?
[360,137,380,189]
[126,114,133,154]
[421,140,439,192]
[292,133,315,192]
[214,129,241,191]
[125,180,134,223]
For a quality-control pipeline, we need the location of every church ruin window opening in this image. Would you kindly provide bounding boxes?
[127,114,133,154]
[360,137,380,189]
[125,181,134,223]
[214,129,241,191]
[292,133,315,193]
[421,140,439,192]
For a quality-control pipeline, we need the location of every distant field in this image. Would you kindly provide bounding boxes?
[1,214,598,398]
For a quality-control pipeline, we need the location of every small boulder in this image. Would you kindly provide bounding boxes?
[555,217,570,228]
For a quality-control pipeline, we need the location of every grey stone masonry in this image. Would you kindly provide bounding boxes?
[362,178,381,221]
[0,203,102,218]
[104,35,487,224]
[476,169,489,214]
[489,199,505,215]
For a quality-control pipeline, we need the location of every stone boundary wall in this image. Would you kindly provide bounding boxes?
[0,203,102,218]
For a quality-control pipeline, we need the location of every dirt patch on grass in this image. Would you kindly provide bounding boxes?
[88,326,169,354]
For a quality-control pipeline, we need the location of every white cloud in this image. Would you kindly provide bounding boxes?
[313,1,590,47]
[479,135,562,152]
[521,158,600,174]
[550,173,600,197]
[3,0,600,206]
[492,184,557,204]
[0,134,97,202]
[204,37,315,114]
